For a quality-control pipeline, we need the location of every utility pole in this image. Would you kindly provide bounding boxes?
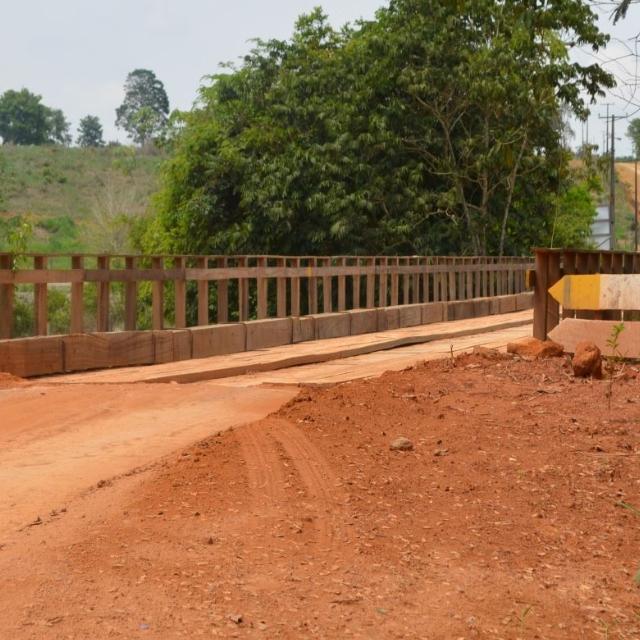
[610,115,616,249]
[635,153,638,253]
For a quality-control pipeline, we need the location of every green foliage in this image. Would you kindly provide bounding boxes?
[77,115,105,147]
[143,1,613,258]
[550,182,598,249]
[0,215,34,269]
[627,119,640,158]
[116,69,170,145]
[0,89,70,145]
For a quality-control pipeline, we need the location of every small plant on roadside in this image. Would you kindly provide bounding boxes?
[604,322,625,410]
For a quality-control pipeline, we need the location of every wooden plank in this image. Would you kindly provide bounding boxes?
[421,259,430,304]
[0,255,14,339]
[352,259,361,309]
[33,256,48,336]
[549,273,640,311]
[561,251,576,320]
[378,257,387,308]
[337,258,346,312]
[412,258,420,303]
[276,257,287,317]
[546,252,561,336]
[152,257,164,330]
[366,258,375,308]
[96,255,110,332]
[448,259,457,301]
[402,258,410,305]
[257,256,268,319]
[390,258,399,306]
[124,256,137,331]
[70,256,84,333]
[308,258,318,315]
[197,257,209,325]
[174,257,186,329]
[216,257,229,323]
[532,251,549,340]
[323,258,333,314]
[290,258,301,317]
[238,257,249,322]
[549,318,640,357]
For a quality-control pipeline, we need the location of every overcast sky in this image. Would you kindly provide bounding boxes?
[1,0,639,154]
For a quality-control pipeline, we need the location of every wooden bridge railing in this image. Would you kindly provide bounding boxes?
[533,248,640,340]
[0,253,533,339]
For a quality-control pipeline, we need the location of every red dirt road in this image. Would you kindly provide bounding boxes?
[1,352,639,638]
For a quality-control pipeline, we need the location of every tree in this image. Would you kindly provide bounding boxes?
[141,2,612,258]
[0,89,70,145]
[77,115,105,147]
[628,119,640,157]
[115,69,169,145]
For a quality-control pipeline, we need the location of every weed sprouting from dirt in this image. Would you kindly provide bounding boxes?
[605,322,625,410]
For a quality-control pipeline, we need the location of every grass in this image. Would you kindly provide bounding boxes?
[0,145,163,253]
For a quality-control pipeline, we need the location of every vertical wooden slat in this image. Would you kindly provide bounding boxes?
[124,256,137,331]
[546,252,561,335]
[276,257,287,317]
[71,256,84,333]
[448,258,457,301]
[432,259,439,303]
[217,257,229,324]
[390,258,399,306]
[174,256,186,329]
[238,256,249,322]
[379,257,388,308]
[257,256,268,319]
[412,258,420,303]
[474,258,482,298]
[337,257,346,311]
[197,257,209,326]
[152,256,164,330]
[533,250,549,339]
[440,259,449,303]
[308,258,318,315]
[574,252,590,320]
[323,258,333,314]
[96,255,110,332]
[466,259,473,299]
[402,258,410,305]
[352,259,361,309]
[562,251,576,320]
[366,258,375,308]
[33,256,48,336]
[0,255,14,339]
[421,259,430,304]
[291,258,301,316]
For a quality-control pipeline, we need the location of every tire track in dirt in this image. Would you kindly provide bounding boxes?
[235,418,351,549]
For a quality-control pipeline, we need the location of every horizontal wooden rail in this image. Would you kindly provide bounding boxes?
[0,253,533,340]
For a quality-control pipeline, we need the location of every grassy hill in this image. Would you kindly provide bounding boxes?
[0,145,164,253]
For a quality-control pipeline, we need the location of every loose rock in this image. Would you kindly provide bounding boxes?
[390,437,414,451]
[507,337,564,360]
[572,341,602,378]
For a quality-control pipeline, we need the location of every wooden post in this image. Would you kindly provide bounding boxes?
[533,250,548,339]
[474,258,482,298]
[448,258,457,301]
[546,252,561,332]
[308,258,318,315]
[389,258,398,306]
[96,255,110,332]
[124,256,137,331]
[33,256,48,336]
[197,256,209,326]
[217,257,229,323]
[323,258,333,314]
[412,259,420,303]
[422,259,430,304]
[353,259,361,309]
[379,257,388,308]
[174,256,186,329]
[366,258,375,308]
[238,256,249,322]
[337,258,346,311]
[0,254,14,339]
[71,256,84,333]
[257,256,268,319]
[152,256,164,330]
[291,258,301,316]
[276,257,287,317]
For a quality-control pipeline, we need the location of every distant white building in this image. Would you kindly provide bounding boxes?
[590,204,612,250]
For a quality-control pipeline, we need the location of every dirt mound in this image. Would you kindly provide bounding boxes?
[0,372,27,388]
[0,354,639,638]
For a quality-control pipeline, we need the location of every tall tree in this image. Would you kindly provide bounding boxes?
[115,69,169,145]
[77,115,105,147]
[628,119,640,157]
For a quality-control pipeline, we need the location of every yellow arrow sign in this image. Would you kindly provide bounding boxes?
[548,274,640,310]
